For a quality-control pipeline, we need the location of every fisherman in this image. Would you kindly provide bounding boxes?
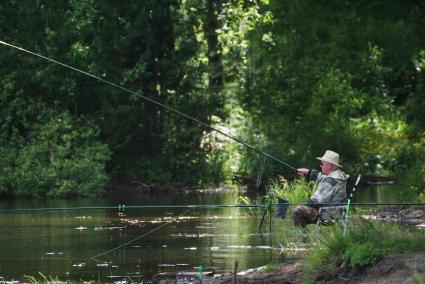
[293,150,348,228]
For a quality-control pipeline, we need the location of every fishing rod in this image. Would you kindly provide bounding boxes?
[0,40,297,172]
[1,202,425,213]
[345,174,361,219]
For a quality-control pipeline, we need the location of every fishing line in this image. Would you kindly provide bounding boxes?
[1,202,425,213]
[91,207,196,261]
[0,40,297,171]
[0,204,264,213]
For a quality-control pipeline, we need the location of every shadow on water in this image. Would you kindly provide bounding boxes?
[0,182,400,282]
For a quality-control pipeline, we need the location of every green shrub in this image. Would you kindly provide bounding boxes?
[305,218,425,279]
[344,241,380,267]
[0,142,18,196]
[0,112,110,198]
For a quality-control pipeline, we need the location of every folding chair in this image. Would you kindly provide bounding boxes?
[316,175,362,232]
[317,205,348,231]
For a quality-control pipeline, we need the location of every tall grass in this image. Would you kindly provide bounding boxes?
[236,177,315,216]
[304,218,425,282]
[24,272,101,283]
[268,176,316,206]
[236,195,260,216]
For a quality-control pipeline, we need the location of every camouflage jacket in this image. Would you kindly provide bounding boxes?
[306,169,348,207]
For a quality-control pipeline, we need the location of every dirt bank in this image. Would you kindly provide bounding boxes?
[207,252,425,283]
[205,261,302,284]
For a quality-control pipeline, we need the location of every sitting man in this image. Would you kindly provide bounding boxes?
[293,150,348,228]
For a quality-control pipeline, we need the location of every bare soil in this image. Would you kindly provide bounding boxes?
[205,261,302,284]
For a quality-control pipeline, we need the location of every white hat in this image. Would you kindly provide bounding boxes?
[316,150,342,167]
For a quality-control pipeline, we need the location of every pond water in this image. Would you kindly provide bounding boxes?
[0,183,402,282]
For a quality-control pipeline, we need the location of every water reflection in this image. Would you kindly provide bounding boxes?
[0,184,399,281]
[354,183,404,203]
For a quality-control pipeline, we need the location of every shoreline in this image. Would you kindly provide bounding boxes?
[205,251,425,283]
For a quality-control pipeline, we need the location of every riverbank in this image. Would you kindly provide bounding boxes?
[208,252,425,283]
[207,214,425,283]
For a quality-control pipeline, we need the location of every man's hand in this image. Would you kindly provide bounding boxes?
[297,168,309,176]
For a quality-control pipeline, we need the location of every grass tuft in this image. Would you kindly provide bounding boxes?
[268,176,315,205]
[304,218,425,281]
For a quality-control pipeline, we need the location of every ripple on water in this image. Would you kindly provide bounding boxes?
[255,246,273,249]
[184,247,197,250]
[227,245,252,249]
[72,262,86,268]
[75,226,87,230]
[170,233,214,238]
[157,264,175,267]
[96,263,111,267]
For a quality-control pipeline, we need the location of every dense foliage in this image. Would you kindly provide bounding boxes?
[0,0,424,197]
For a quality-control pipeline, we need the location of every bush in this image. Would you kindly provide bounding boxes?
[0,112,110,198]
[305,218,425,279]
[0,142,18,196]
[344,241,380,267]
[387,133,425,201]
